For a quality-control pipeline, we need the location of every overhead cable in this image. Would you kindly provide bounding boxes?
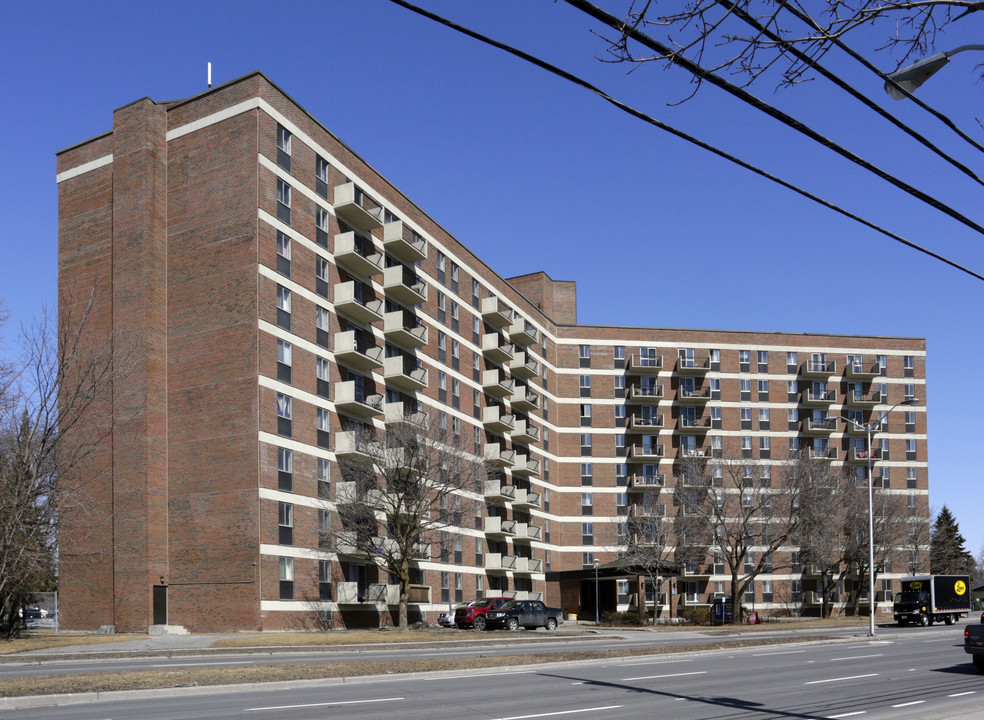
[385,0,984,283]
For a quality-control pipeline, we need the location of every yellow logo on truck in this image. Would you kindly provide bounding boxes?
[955,580,967,595]
[910,581,923,590]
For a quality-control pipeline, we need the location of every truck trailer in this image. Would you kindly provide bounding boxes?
[893,574,971,626]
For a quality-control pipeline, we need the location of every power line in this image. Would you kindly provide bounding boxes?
[385,0,984,283]
[715,0,984,188]
[563,0,984,239]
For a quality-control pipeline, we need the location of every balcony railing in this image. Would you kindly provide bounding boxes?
[383,311,427,347]
[628,472,665,488]
[513,489,541,509]
[846,361,881,379]
[678,415,711,432]
[511,419,539,444]
[804,388,837,404]
[334,281,384,323]
[482,333,514,363]
[628,413,664,430]
[482,369,515,398]
[382,220,427,263]
[383,356,428,392]
[484,515,517,537]
[509,352,540,379]
[628,354,663,373]
[484,444,516,467]
[483,406,515,433]
[480,296,512,329]
[383,264,428,305]
[801,359,837,377]
[333,231,383,277]
[802,417,838,433]
[849,447,883,463]
[628,444,665,460]
[383,402,428,429]
[677,354,711,373]
[808,447,839,461]
[484,479,516,502]
[333,182,383,231]
[628,384,663,403]
[508,318,538,346]
[678,386,711,402]
[334,330,384,371]
[334,381,384,418]
[846,389,882,406]
[510,386,540,412]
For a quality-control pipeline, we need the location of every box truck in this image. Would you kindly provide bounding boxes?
[893,574,970,626]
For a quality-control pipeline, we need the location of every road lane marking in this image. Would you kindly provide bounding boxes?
[805,673,878,685]
[949,691,976,697]
[422,671,535,681]
[489,706,623,720]
[622,671,707,681]
[829,654,884,661]
[827,712,865,718]
[246,697,403,712]
[891,701,924,708]
[753,650,806,657]
[617,658,693,667]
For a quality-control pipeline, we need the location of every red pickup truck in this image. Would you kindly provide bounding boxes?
[454,598,510,630]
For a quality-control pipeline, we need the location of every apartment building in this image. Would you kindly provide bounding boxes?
[56,72,928,632]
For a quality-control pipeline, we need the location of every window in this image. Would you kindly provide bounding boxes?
[580,433,592,456]
[740,407,752,428]
[739,349,750,367]
[757,350,768,367]
[582,552,595,567]
[278,447,293,491]
[614,345,625,361]
[740,379,751,400]
[437,251,446,284]
[276,178,291,224]
[907,467,917,489]
[450,262,459,293]
[786,351,797,367]
[279,501,293,545]
[315,256,330,298]
[276,124,292,171]
[580,403,592,426]
[758,407,770,425]
[904,384,916,400]
[316,156,329,198]
[277,393,292,437]
[276,285,291,330]
[579,344,590,358]
[317,458,330,497]
[276,232,291,276]
[741,436,752,451]
[582,522,594,545]
[759,436,770,452]
[316,356,331,398]
[279,557,294,600]
[614,405,626,422]
[579,374,591,398]
[904,355,914,370]
[907,494,918,509]
[757,379,769,400]
[581,492,593,510]
[615,433,626,449]
[906,439,917,459]
[277,339,292,384]
[319,558,332,600]
[761,580,773,603]
[614,375,625,392]
[452,378,460,410]
[317,408,330,448]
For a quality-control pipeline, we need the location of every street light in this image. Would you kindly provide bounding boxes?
[885,44,984,99]
[594,558,600,625]
[835,397,918,637]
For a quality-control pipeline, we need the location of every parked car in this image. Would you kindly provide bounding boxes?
[437,603,467,628]
[454,597,511,630]
[485,600,563,631]
[20,607,48,619]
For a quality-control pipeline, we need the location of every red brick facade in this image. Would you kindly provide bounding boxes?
[57,73,928,632]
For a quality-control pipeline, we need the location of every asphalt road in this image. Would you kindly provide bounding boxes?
[2,624,982,719]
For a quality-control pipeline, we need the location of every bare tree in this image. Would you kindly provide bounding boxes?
[619,487,676,623]
[839,487,908,615]
[792,457,855,617]
[334,411,485,629]
[677,444,799,623]
[0,295,115,636]
[571,0,978,94]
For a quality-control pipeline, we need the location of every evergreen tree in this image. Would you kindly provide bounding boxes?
[930,506,974,575]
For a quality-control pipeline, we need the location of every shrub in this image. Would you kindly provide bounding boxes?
[678,607,712,626]
[601,611,647,626]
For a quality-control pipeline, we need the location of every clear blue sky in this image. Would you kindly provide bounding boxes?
[2,2,982,556]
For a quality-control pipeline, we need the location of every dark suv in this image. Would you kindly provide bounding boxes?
[485,600,562,631]
[454,597,510,630]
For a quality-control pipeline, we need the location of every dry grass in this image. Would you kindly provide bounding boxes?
[211,629,489,648]
[0,635,836,698]
[0,634,150,655]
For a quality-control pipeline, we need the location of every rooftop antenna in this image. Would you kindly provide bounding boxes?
[207,62,212,89]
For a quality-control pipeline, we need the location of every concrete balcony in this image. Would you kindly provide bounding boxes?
[333,231,383,277]
[407,584,432,604]
[801,359,837,377]
[804,388,837,405]
[482,369,515,399]
[846,390,882,407]
[383,402,428,429]
[484,515,517,537]
[511,455,540,477]
[333,182,382,232]
[334,381,384,418]
[510,386,540,412]
[524,524,543,542]
[383,356,428,392]
[628,354,663,373]
[484,479,516,502]
[630,502,665,517]
[366,583,400,605]
[676,354,711,373]
[512,488,541,509]
[848,447,883,464]
[335,530,364,557]
[628,384,663,403]
[628,472,665,488]
[808,447,839,461]
[846,361,881,380]
[336,581,362,604]
[383,264,428,306]
[482,333,514,363]
[509,352,540,379]
[382,220,427,263]
[383,311,427,347]
[484,443,516,467]
[508,318,538,346]
[333,431,371,460]
[484,553,518,573]
[802,417,838,434]
[480,296,512,329]
[514,557,542,574]
[334,331,384,371]
[628,444,664,461]
[334,281,384,323]
[677,386,711,403]
[677,416,712,433]
[511,419,539,445]
[628,413,664,431]
[483,406,515,433]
